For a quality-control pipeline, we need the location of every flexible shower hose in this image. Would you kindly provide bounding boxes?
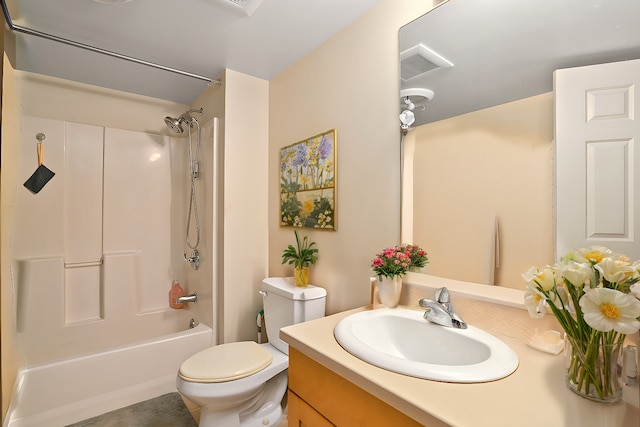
[186,120,201,250]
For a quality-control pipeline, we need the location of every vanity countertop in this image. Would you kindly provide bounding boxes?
[280,305,640,427]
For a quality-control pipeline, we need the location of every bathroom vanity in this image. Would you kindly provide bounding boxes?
[280,278,640,427]
[287,347,424,426]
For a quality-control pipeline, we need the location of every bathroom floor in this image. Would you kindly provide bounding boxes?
[66,393,197,427]
[66,393,288,426]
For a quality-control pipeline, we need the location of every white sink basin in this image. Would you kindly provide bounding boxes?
[334,308,518,383]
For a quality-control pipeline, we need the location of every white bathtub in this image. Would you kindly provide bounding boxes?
[4,323,212,427]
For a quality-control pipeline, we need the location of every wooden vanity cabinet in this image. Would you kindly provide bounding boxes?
[287,392,334,426]
[287,348,424,426]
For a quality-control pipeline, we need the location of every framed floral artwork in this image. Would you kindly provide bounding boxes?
[280,129,336,230]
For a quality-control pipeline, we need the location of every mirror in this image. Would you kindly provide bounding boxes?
[400,0,640,289]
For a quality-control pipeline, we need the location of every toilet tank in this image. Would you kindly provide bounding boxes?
[261,277,326,355]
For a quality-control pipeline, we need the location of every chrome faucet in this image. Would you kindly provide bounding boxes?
[176,292,198,304]
[419,287,467,329]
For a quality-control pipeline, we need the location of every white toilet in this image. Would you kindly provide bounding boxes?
[176,277,326,427]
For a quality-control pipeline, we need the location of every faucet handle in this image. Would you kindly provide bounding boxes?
[435,287,450,304]
[184,249,200,271]
[419,298,434,308]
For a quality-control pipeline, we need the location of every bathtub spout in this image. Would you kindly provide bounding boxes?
[176,292,197,304]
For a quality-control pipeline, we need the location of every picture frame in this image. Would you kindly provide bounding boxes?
[279,129,336,230]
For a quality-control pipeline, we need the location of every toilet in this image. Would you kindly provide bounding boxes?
[176,277,326,427]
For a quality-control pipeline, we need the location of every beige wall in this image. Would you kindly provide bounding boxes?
[268,1,435,314]
[217,70,269,343]
[190,69,270,344]
[411,93,555,288]
[17,73,188,133]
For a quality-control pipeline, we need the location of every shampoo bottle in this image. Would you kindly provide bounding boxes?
[169,281,185,309]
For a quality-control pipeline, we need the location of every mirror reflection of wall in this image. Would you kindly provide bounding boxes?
[401,0,640,290]
[409,93,554,288]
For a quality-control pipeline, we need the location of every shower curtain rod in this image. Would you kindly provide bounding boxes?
[0,0,221,85]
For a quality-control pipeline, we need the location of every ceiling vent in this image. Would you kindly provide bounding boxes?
[400,43,453,81]
[224,0,264,16]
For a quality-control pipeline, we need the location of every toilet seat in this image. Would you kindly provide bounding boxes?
[178,341,273,383]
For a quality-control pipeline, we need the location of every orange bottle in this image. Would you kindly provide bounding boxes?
[169,281,185,309]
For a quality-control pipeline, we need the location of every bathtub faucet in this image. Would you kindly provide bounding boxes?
[177,292,198,304]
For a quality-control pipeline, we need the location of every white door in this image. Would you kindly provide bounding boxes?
[555,59,640,260]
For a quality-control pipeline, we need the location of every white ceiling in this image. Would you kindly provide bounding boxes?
[4,0,382,104]
[400,0,640,126]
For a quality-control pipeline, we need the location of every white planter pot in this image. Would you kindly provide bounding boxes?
[376,275,402,308]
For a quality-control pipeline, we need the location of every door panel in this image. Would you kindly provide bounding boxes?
[555,59,640,259]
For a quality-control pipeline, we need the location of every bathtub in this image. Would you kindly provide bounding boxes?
[4,323,212,427]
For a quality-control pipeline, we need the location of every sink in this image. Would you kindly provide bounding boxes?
[334,308,518,383]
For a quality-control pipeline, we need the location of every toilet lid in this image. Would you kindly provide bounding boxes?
[178,341,273,383]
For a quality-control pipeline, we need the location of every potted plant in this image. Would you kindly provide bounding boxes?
[281,230,319,287]
[370,244,428,307]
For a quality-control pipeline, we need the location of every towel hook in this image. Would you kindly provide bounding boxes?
[36,133,46,142]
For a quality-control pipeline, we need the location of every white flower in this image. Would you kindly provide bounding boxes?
[579,288,640,334]
[524,285,547,318]
[522,266,555,291]
[595,257,634,284]
[557,261,592,288]
[573,246,613,264]
[631,283,640,300]
[522,266,538,283]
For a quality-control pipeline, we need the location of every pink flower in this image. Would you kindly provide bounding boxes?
[371,243,429,279]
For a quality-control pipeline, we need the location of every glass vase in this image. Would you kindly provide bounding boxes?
[294,266,309,287]
[376,275,402,308]
[564,333,624,403]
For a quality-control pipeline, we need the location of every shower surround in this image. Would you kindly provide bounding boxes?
[6,115,216,425]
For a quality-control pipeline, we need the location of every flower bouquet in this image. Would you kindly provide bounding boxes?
[371,244,428,279]
[523,246,640,402]
[370,244,428,308]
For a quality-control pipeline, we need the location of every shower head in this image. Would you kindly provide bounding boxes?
[164,108,204,134]
[164,116,185,134]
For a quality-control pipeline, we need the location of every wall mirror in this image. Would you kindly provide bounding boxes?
[400,0,640,289]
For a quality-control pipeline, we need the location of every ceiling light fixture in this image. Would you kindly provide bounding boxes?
[399,110,415,130]
[400,88,435,111]
[399,88,433,131]
[402,96,415,111]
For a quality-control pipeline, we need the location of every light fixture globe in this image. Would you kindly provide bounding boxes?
[399,110,415,130]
